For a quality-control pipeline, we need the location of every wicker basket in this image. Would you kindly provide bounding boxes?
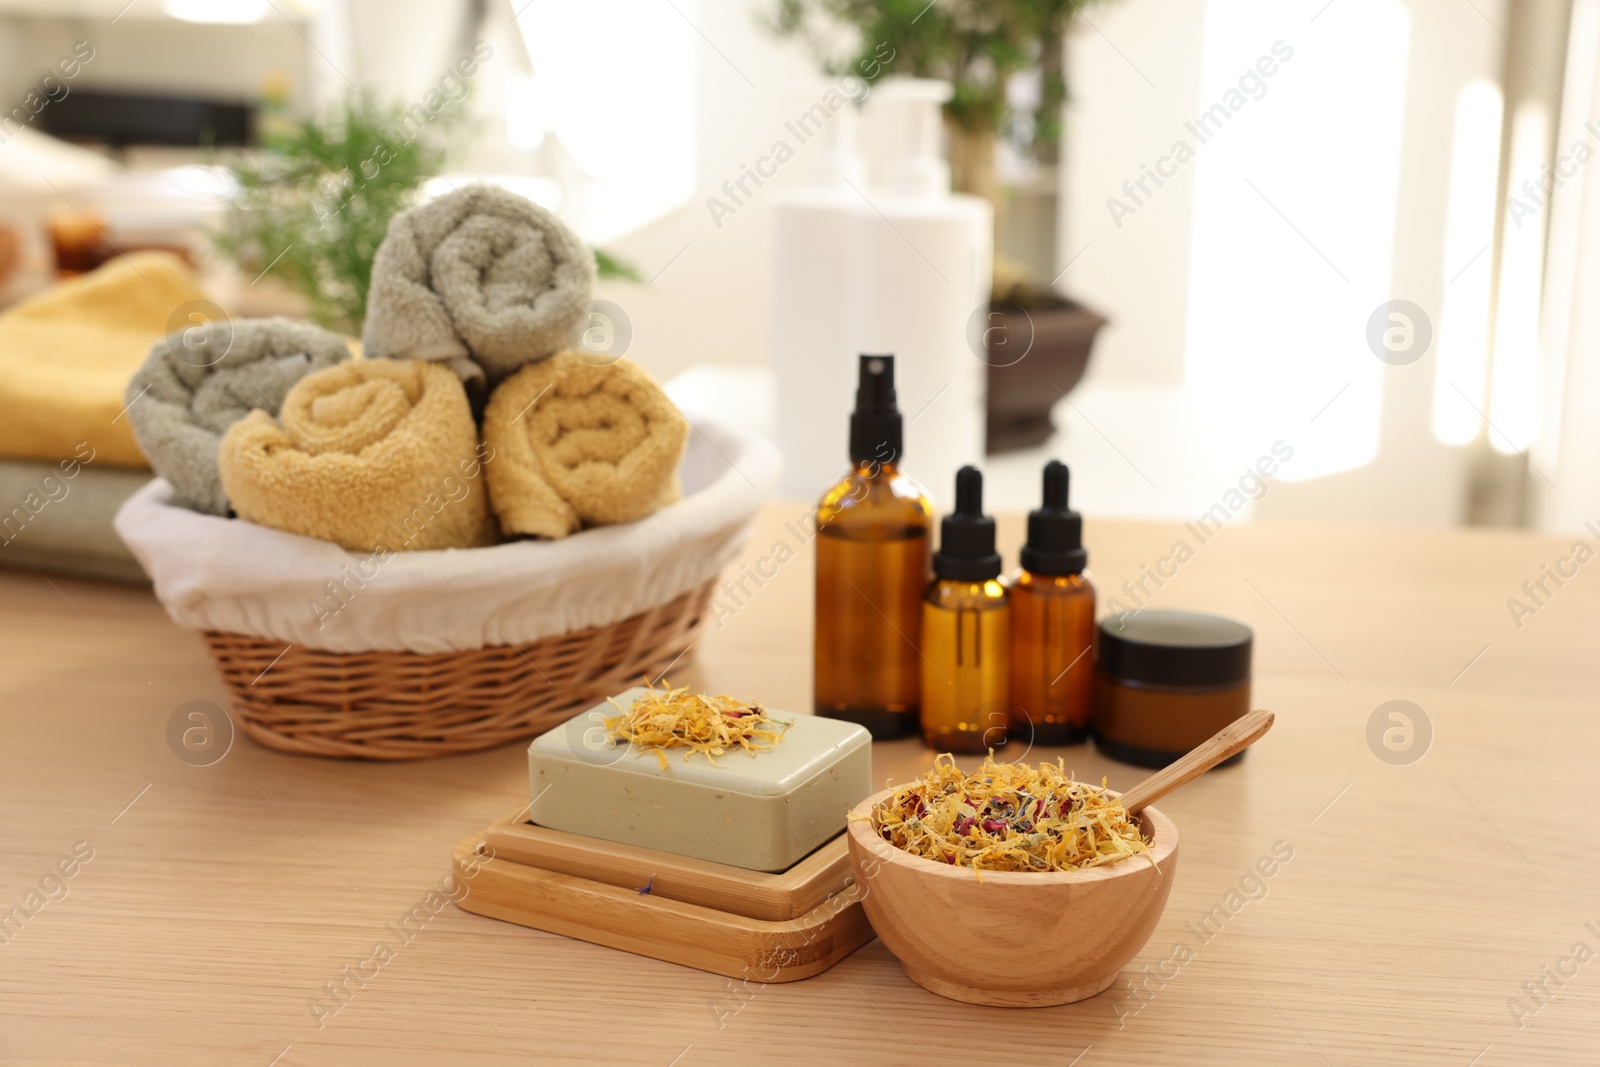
[200,581,714,760]
[117,417,778,761]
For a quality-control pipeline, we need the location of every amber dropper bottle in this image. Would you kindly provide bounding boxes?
[1009,461,1095,746]
[814,355,934,739]
[920,466,1010,753]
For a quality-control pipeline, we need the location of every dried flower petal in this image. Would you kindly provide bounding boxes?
[865,754,1151,874]
[603,681,791,767]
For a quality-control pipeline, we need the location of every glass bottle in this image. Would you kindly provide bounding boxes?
[1009,461,1095,745]
[920,466,1010,753]
[814,355,932,738]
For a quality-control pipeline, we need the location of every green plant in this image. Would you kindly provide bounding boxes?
[213,95,454,334]
[216,95,642,333]
[594,248,643,282]
[767,0,1122,206]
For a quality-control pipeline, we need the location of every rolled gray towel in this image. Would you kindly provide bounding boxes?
[361,183,594,389]
[124,317,350,516]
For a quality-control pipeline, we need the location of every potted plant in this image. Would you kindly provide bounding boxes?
[214,95,639,335]
[768,0,1115,451]
[213,95,451,334]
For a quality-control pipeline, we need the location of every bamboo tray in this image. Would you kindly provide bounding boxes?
[481,807,854,922]
[451,814,873,982]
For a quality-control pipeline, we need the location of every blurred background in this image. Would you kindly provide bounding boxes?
[1,0,1595,532]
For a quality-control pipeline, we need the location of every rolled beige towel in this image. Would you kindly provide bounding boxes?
[218,360,498,552]
[482,353,688,539]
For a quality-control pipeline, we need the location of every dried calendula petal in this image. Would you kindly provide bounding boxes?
[865,753,1151,873]
[603,682,792,767]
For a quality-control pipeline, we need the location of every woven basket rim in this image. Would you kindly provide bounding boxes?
[116,418,779,654]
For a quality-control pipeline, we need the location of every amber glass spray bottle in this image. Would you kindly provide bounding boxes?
[1009,460,1095,745]
[920,466,1010,753]
[814,355,933,739]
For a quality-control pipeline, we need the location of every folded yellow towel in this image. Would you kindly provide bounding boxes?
[217,360,499,552]
[0,252,208,468]
[482,353,688,539]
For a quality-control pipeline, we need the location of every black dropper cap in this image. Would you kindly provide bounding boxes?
[848,354,902,465]
[1020,460,1087,576]
[934,466,1001,581]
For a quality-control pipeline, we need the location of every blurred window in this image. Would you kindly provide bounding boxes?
[1183,0,1410,482]
[511,0,696,242]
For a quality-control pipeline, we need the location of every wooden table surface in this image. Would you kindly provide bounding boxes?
[3,502,1597,1065]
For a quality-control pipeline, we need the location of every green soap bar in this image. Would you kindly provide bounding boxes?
[528,688,873,872]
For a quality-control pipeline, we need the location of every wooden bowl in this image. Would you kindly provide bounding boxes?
[845,788,1179,1007]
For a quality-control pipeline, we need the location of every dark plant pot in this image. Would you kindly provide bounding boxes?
[984,294,1107,453]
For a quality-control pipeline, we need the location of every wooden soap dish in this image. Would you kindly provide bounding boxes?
[482,808,855,922]
[452,809,874,982]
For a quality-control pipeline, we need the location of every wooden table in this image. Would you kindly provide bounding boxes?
[3,503,1596,1065]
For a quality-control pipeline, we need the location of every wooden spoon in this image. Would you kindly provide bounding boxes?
[1117,708,1275,814]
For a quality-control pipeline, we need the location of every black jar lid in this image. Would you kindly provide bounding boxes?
[1097,610,1252,688]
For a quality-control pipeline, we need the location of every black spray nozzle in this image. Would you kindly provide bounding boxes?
[1021,459,1087,576]
[855,354,897,413]
[934,465,1001,582]
[849,353,903,464]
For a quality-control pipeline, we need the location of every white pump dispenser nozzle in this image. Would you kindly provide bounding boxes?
[872,78,954,199]
[809,101,867,189]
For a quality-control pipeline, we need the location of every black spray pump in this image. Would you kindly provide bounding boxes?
[849,354,903,465]
[934,466,1001,582]
[1020,460,1087,576]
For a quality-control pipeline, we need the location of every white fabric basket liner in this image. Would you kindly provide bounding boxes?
[115,419,780,653]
